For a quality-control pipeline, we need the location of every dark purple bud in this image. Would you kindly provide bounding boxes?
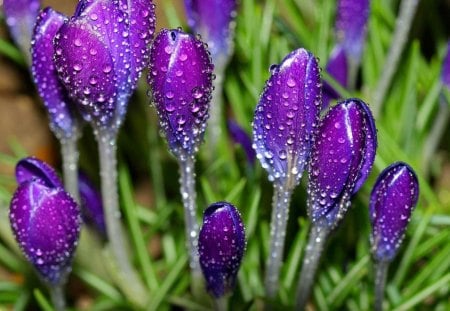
[9,180,81,285]
[31,7,80,140]
[15,156,63,189]
[252,48,321,189]
[322,45,348,109]
[148,28,214,157]
[198,201,246,298]
[335,0,370,62]
[3,0,41,58]
[308,98,377,228]
[227,120,256,164]
[369,162,419,262]
[441,41,450,89]
[184,0,237,64]
[78,171,106,235]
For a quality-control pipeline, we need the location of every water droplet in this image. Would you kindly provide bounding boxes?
[103,65,112,73]
[287,78,296,87]
[165,91,174,99]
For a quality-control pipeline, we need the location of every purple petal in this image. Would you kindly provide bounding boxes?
[308,98,377,228]
[3,0,41,58]
[198,201,246,298]
[335,0,370,62]
[227,120,256,164]
[252,48,321,188]
[322,45,348,109]
[369,162,419,262]
[9,181,81,285]
[184,0,237,64]
[31,7,80,139]
[441,41,450,89]
[78,171,106,235]
[148,28,214,157]
[15,157,63,189]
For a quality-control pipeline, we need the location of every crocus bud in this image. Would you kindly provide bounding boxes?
[15,156,63,188]
[252,48,321,189]
[442,41,450,89]
[3,0,41,60]
[369,162,419,262]
[308,98,377,228]
[198,201,246,298]
[227,120,256,164]
[78,171,106,235]
[54,0,156,131]
[9,180,81,285]
[184,0,237,66]
[322,45,348,109]
[148,28,214,157]
[335,0,370,63]
[31,7,80,140]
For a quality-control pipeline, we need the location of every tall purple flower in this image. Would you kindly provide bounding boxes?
[3,0,41,60]
[296,98,377,308]
[198,202,246,299]
[322,46,348,108]
[148,28,214,157]
[369,162,419,262]
[442,41,450,90]
[227,120,256,165]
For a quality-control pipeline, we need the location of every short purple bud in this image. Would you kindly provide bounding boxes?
[148,28,214,157]
[9,180,81,285]
[31,7,80,140]
[252,48,321,189]
[3,0,41,59]
[184,0,238,66]
[308,98,377,228]
[15,156,63,189]
[369,162,419,262]
[78,171,106,235]
[322,45,348,109]
[198,202,246,298]
[441,41,450,89]
[227,120,256,164]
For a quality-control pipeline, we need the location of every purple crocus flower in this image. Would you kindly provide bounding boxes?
[9,176,81,285]
[227,119,256,164]
[53,0,156,131]
[308,98,377,228]
[442,41,450,89]
[148,28,214,157]
[31,7,81,140]
[78,171,106,235]
[322,45,348,108]
[253,48,321,189]
[198,201,246,298]
[184,0,238,66]
[369,162,419,262]
[15,156,63,188]
[3,0,41,60]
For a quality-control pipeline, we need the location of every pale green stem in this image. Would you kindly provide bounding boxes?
[97,130,147,306]
[264,184,293,298]
[60,135,80,204]
[295,225,330,310]
[214,296,229,311]
[49,284,65,311]
[372,0,420,117]
[374,260,389,311]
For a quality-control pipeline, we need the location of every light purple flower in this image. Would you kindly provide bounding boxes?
[198,201,246,298]
[441,41,450,89]
[322,45,348,109]
[252,48,321,189]
[370,162,419,262]
[148,28,214,157]
[227,120,256,164]
[78,171,106,235]
[308,98,377,228]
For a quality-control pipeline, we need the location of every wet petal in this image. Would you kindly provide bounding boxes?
[184,0,237,64]
[322,45,348,109]
[252,48,321,189]
[31,7,80,139]
[227,120,256,164]
[369,162,419,262]
[78,171,106,235]
[15,157,63,189]
[198,201,246,298]
[148,28,214,157]
[9,181,81,285]
[308,98,377,228]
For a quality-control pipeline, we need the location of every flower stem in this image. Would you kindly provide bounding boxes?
[60,135,80,204]
[295,224,330,310]
[49,284,65,311]
[372,0,420,117]
[97,130,147,306]
[374,260,389,311]
[264,184,293,298]
[178,155,202,287]
[214,296,229,311]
